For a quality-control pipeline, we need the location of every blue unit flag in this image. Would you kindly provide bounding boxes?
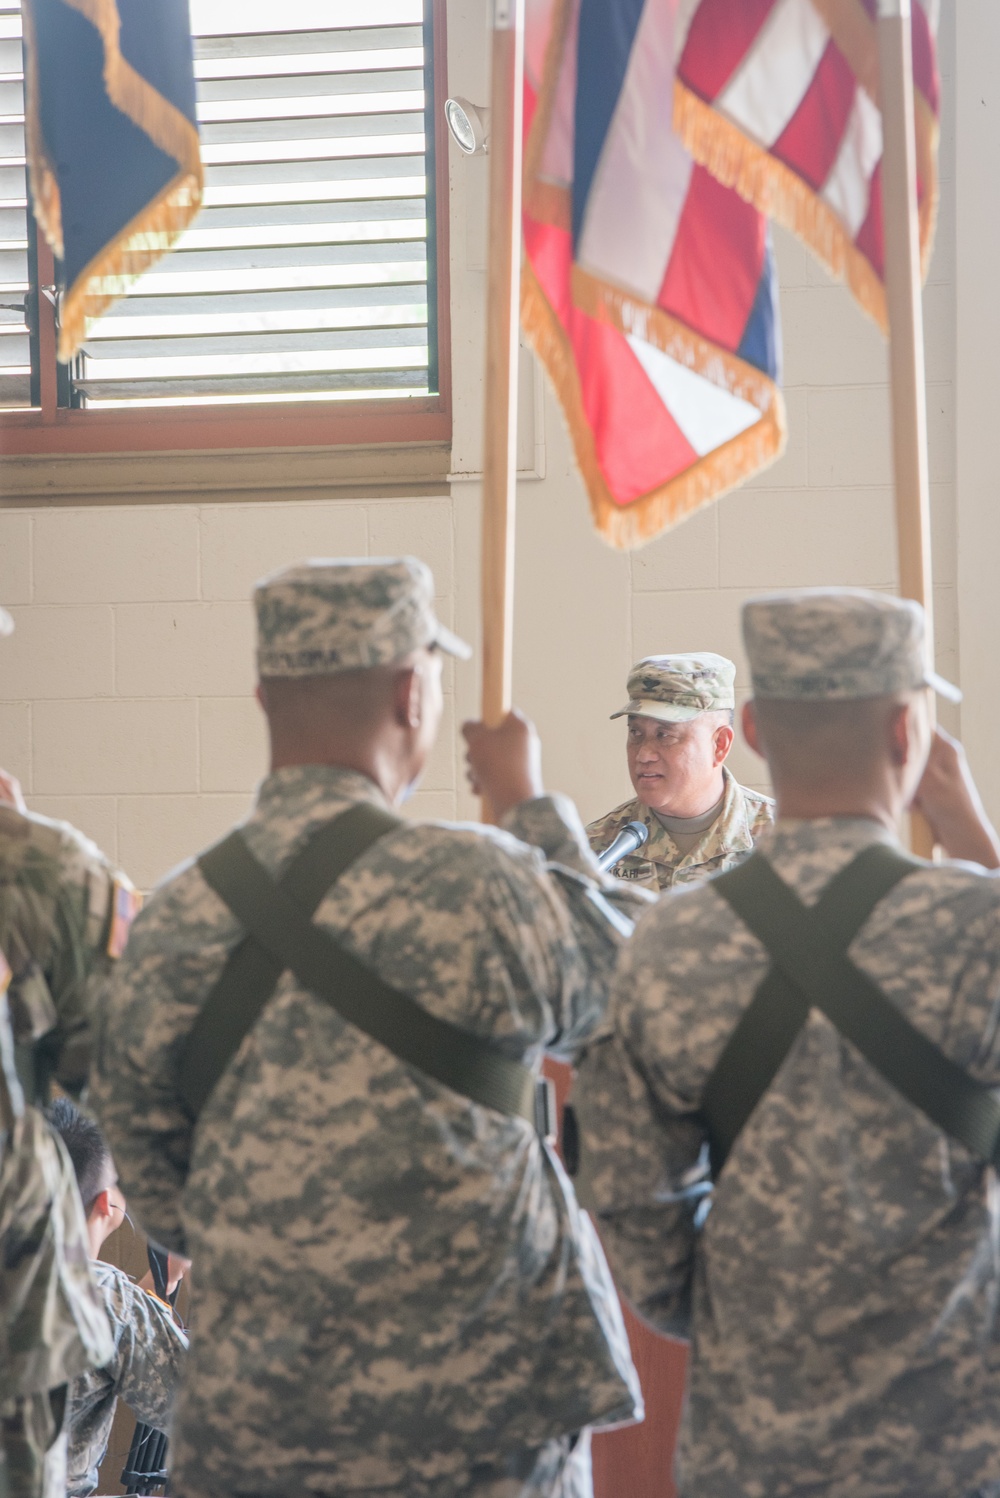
[22,0,202,361]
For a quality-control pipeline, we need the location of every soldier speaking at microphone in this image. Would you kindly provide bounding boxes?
[93,557,644,1498]
[577,588,1000,1498]
[588,653,773,890]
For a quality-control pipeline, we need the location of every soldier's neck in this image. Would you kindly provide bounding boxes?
[645,767,726,820]
[771,782,901,834]
[269,742,410,808]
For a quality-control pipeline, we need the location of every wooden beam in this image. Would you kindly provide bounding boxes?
[480,0,525,749]
[877,0,936,856]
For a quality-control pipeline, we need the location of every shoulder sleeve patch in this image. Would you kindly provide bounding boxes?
[107,877,143,959]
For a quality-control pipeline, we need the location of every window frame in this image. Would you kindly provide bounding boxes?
[0,0,451,456]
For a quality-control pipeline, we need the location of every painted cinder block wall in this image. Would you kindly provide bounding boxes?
[0,2,964,888]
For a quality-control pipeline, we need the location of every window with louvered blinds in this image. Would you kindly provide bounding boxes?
[4,0,438,412]
[0,0,32,410]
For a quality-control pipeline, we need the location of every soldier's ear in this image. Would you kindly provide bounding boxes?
[87,1187,114,1226]
[887,699,914,768]
[713,719,735,765]
[392,665,422,730]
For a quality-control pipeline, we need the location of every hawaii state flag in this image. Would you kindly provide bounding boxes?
[522,0,940,550]
[22,0,202,361]
[522,0,787,549]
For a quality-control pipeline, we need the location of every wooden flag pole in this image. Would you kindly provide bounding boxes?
[480,0,525,765]
[877,0,936,856]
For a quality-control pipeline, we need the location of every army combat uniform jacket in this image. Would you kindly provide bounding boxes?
[586,768,773,892]
[66,1261,188,1496]
[0,807,133,1498]
[577,817,1000,1498]
[0,1003,113,1498]
[93,766,648,1498]
[0,804,134,1098]
[0,1098,110,1402]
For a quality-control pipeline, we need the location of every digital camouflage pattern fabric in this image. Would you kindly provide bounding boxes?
[93,766,647,1498]
[610,654,736,725]
[743,588,961,703]
[0,803,132,1100]
[0,1036,112,1498]
[0,803,130,1498]
[65,1260,188,1497]
[255,556,471,677]
[577,816,1000,1498]
[0,1384,66,1498]
[587,767,773,892]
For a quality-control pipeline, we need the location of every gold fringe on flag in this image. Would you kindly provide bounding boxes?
[912,91,940,281]
[674,0,941,331]
[20,1,62,260]
[572,264,788,419]
[673,81,889,332]
[520,258,787,551]
[520,0,787,550]
[805,0,939,280]
[523,178,572,232]
[522,0,573,197]
[23,0,203,361]
[810,0,882,106]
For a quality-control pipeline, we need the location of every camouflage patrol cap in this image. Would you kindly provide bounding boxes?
[610,653,736,723]
[255,557,472,677]
[742,588,962,702]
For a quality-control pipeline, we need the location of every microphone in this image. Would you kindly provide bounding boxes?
[597,820,649,872]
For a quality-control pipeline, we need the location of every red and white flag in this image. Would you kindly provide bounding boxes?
[674,0,940,329]
[522,0,786,549]
[520,0,940,551]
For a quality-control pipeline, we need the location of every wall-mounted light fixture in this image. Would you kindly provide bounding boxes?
[444,97,489,155]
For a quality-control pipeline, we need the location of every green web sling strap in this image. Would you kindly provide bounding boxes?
[700,841,1000,1178]
[177,802,555,1137]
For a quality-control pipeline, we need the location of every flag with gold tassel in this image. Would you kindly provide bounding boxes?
[673,0,940,331]
[521,0,940,551]
[522,0,788,550]
[22,0,202,361]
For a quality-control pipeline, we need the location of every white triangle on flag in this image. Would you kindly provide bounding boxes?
[626,333,762,458]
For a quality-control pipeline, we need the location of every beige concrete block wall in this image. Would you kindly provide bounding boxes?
[0,498,462,888]
[0,2,961,882]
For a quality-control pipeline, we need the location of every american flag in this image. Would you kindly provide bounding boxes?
[521,0,939,550]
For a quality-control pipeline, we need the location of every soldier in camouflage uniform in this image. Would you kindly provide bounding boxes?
[575,587,1000,1498]
[46,1097,188,1498]
[587,654,773,891]
[0,798,135,1107]
[0,603,138,1498]
[92,557,645,1498]
[0,972,113,1498]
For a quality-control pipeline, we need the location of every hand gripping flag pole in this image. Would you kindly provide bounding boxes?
[877,0,937,857]
[480,0,525,820]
